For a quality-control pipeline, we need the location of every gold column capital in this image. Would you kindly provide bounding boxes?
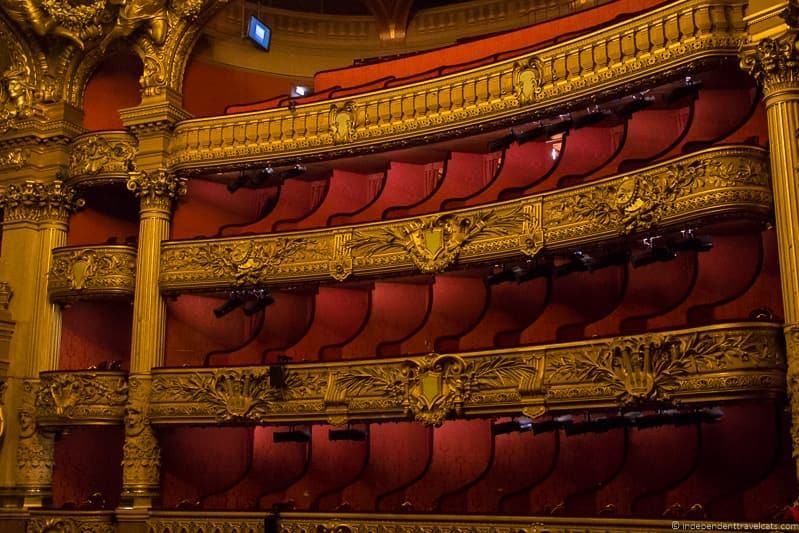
[126,169,186,213]
[0,181,84,226]
[740,3,799,96]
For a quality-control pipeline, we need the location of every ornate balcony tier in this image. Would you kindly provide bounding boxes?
[159,146,771,293]
[27,511,116,533]
[148,322,784,427]
[48,245,137,302]
[36,371,128,426]
[168,0,747,173]
[67,131,137,187]
[143,511,732,533]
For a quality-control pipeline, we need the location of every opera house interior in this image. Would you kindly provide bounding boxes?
[2,0,799,531]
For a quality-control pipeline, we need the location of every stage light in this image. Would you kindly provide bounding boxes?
[673,229,712,253]
[213,294,244,318]
[291,85,310,97]
[278,164,306,180]
[491,417,533,435]
[329,427,368,441]
[248,16,272,51]
[243,290,274,316]
[273,428,310,443]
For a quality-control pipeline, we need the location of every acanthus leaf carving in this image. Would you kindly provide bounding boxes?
[36,372,128,420]
[69,134,137,178]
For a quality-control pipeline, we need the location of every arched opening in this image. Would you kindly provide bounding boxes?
[82,51,143,130]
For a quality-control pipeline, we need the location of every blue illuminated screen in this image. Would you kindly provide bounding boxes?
[248,16,271,50]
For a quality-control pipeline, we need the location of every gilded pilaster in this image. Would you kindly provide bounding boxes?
[121,169,184,507]
[741,8,799,483]
[0,181,80,507]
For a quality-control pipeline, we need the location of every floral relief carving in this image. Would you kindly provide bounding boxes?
[36,372,128,421]
[349,207,525,274]
[0,147,29,169]
[69,134,137,178]
[122,377,160,496]
[48,246,137,299]
[17,380,54,490]
[334,353,545,426]
[27,516,116,533]
[329,101,357,143]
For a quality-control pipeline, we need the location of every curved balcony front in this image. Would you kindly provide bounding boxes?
[48,245,137,302]
[159,146,771,293]
[148,322,784,426]
[168,0,746,173]
[36,371,129,427]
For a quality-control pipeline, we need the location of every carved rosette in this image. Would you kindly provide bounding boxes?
[36,371,129,425]
[159,147,770,293]
[0,180,84,224]
[16,380,54,493]
[48,245,137,301]
[121,377,160,498]
[741,30,799,95]
[148,323,782,426]
[68,132,137,185]
[127,169,187,212]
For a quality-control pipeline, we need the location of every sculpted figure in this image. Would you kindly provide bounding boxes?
[0,0,104,49]
[0,64,37,125]
[99,0,168,51]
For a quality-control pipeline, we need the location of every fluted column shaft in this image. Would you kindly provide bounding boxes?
[0,181,81,507]
[122,169,185,507]
[742,27,799,485]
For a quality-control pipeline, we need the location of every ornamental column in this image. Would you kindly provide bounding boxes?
[120,169,185,508]
[741,11,799,486]
[0,181,82,508]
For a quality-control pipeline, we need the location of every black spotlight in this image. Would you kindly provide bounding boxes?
[631,239,676,268]
[278,164,306,180]
[243,290,275,316]
[673,230,713,253]
[273,427,311,443]
[491,417,533,435]
[329,426,368,441]
[213,293,245,318]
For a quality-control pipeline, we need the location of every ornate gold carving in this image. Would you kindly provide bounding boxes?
[36,371,128,425]
[0,56,42,132]
[329,101,357,143]
[512,57,545,105]
[784,324,799,481]
[48,245,137,301]
[27,514,116,533]
[169,0,747,171]
[350,207,523,274]
[336,352,544,426]
[121,377,160,497]
[0,147,29,169]
[740,27,799,95]
[148,323,783,426]
[68,133,137,183]
[17,380,54,492]
[160,147,769,293]
[126,168,186,212]
[0,281,13,309]
[146,517,261,533]
[0,180,84,224]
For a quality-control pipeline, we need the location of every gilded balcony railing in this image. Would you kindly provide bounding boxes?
[148,322,784,426]
[168,0,746,172]
[48,245,137,302]
[159,146,770,293]
[36,371,128,426]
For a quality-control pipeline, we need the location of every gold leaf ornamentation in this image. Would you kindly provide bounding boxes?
[512,57,545,105]
[48,246,137,300]
[329,101,357,143]
[336,353,543,426]
[166,370,276,423]
[36,372,128,422]
[0,180,84,224]
[69,134,137,178]
[350,208,521,274]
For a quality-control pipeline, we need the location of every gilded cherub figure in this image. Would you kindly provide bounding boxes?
[99,0,168,51]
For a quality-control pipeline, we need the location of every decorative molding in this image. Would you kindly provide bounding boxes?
[0,180,84,225]
[0,147,29,170]
[35,371,128,426]
[149,323,784,426]
[126,168,187,212]
[121,376,160,498]
[168,0,748,172]
[27,512,116,533]
[159,146,770,293]
[68,132,137,186]
[48,245,137,302]
[16,380,54,493]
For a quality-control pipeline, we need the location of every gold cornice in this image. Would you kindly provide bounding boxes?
[48,245,137,302]
[148,322,784,426]
[169,0,747,173]
[67,131,138,187]
[159,146,771,293]
[35,371,128,426]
